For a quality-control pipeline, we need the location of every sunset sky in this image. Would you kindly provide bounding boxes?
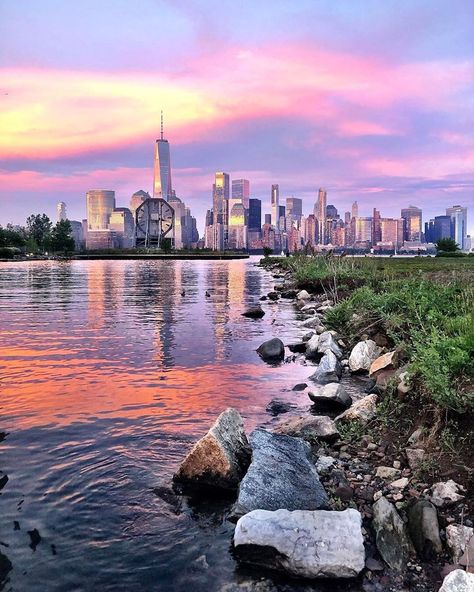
[1,0,473,232]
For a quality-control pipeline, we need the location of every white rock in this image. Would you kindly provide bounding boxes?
[336,394,378,424]
[316,456,338,474]
[308,383,352,408]
[446,524,474,562]
[439,569,474,592]
[375,466,401,480]
[301,316,322,329]
[348,340,382,372]
[390,477,409,489]
[234,508,365,579]
[305,334,320,359]
[430,480,465,507]
[296,290,311,300]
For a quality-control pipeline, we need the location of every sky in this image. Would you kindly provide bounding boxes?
[1,0,473,234]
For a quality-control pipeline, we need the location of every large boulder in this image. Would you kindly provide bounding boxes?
[242,306,265,319]
[336,394,378,424]
[348,340,381,373]
[373,496,414,570]
[408,500,442,559]
[317,331,343,358]
[439,570,474,592]
[308,383,352,408]
[232,429,328,518]
[173,408,250,491]
[257,338,285,361]
[233,508,365,579]
[309,350,342,384]
[274,415,339,443]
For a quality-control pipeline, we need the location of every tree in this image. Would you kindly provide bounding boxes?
[263,246,273,258]
[435,238,459,253]
[26,214,52,252]
[50,220,75,253]
[0,224,27,248]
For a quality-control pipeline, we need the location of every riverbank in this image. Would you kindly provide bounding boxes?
[173,255,473,591]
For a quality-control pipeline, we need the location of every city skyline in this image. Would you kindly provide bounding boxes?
[1,1,473,233]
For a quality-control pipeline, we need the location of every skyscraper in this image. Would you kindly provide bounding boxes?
[271,184,279,228]
[153,113,173,200]
[232,179,250,209]
[211,172,230,250]
[86,190,115,230]
[228,202,247,250]
[57,201,67,222]
[248,199,262,231]
[351,201,359,219]
[372,208,382,244]
[286,197,303,221]
[401,205,422,241]
[446,205,468,249]
[315,188,327,244]
[434,215,454,242]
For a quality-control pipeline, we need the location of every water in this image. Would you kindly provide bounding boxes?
[0,258,364,591]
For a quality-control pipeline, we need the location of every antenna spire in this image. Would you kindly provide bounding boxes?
[160,110,164,140]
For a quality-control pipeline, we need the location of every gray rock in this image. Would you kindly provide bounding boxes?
[274,415,339,443]
[406,448,425,472]
[408,427,424,445]
[296,289,311,300]
[305,334,320,359]
[308,383,352,408]
[317,331,343,358]
[287,342,307,353]
[257,338,285,361]
[265,399,294,416]
[301,316,322,329]
[242,306,265,319]
[336,394,378,424]
[309,351,342,384]
[292,382,308,391]
[174,408,250,491]
[446,524,474,563]
[348,340,381,372]
[408,500,442,559]
[233,508,365,579]
[316,455,338,474]
[439,569,474,592]
[302,331,315,342]
[232,429,328,518]
[430,479,465,507]
[373,496,414,570]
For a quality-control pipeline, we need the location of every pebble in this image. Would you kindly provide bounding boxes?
[393,460,401,469]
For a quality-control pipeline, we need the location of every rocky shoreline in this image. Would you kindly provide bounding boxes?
[172,261,473,592]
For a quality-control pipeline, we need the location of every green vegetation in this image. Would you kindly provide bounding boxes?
[0,214,76,256]
[435,237,459,253]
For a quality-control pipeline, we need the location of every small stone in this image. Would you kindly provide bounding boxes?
[296,289,310,300]
[292,382,308,391]
[373,496,414,571]
[369,351,399,377]
[408,500,442,560]
[390,477,409,489]
[274,415,339,443]
[257,338,285,361]
[375,466,400,480]
[242,306,265,319]
[393,460,401,469]
[308,383,352,408]
[348,340,382,373]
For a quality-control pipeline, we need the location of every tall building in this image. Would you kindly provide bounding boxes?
[248,199,262,231]
[401,205,422,241]
[271,184,279,228]
[286,197,303,221]
[211,172,230,250]
[326,204,338,219]
[232,179,250,209]
[153,113,173,200]
[351,201,359,219]
[434,215,454,242]
[69,220,84,250]
[228,201,247,250]
[315,188,327,245]
[303,214,318,247]
[264,213,272,225]
[372,208,382,244]
[57,201,67,222]
[446,205,468,249]
[355,217,372,245]
[86,190,115,230]
[380,218,404,250]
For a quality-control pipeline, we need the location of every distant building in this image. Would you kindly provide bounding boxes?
[228,201,247,250]
[380,218,404,250]
[153,114,173,200]
[248,199,262,232]
[303,214,318,248]
[326,204,338,219]
[271,184,279,229]
[69,220,84,250]
[372,208,382,244]
[433,215,454,242]
[85,230,117,250]
[286,197,303,221]
[86,190,115,233]
[446,205,468,249]
[130,190,150,218]
[401,205,422,242]
[355,217,372,245]
[264,213,272,225]
[351,201,359,219]
[232,179,250,209]
[57,201,67,222]
[315,188,327,244]
[262,223,275,251]
[211,172,230,250]
[109,208,134,248]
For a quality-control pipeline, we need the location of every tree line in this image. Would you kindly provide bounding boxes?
[0,214,75,255]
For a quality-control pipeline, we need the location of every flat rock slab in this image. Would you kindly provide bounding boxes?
[173,408,250,491]
[234,508,365,579]
[232,429,328,518]
[308,383,352,408]
[274,415,339,443]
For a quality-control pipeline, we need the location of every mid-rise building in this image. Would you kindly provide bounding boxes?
[109,208,134,248]
[401,205,422,242]
[354,217,372,246]
[69,220,84,250]
[232,179,250,209]
[286,197,303,222]
[130,190,151,219]
[380,217,404,250]
[57,201,67,222]
[446,205,468,249]
[86,190,115,231]
[372,208,382,244]
[228,201,247,250]
[433,215,454,242]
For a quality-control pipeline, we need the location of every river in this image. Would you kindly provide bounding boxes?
[0,258,363,591]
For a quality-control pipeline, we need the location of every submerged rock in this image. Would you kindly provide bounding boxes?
[308,383,352,408]
[348,340,381,373]
[408,500,442,559]
[274,414,339,443]
[232,429,328,518]
[257,338,285,361]
[242,306,265,319]
[373,496,414,570]
[335,394,378,424]
[265,399,294,416]
[173,408,250,491]
[233,508,365,579]
[439,569,474,592]
[308,350,342,384]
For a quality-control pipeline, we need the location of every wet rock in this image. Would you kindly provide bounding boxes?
[259,295,267,301]
[281,289,298,299]
[257,338,285,361]
[0,552,12,584]
[267,291,279,301]
[348,340,381,373]
[0,474,8,491]
[369,351,398,377]
[301,302,318,312]
[232,429,328,518]
[174,408,250,491]
[28,528,42,551]
[317,331,343,358]
[13,521,20,531]
[301,316,323,330]
[308,351,342,384]
[365,557,384,572]
[408,500,442,559]
[446,524,474,562]
[265,399,294,416]
[242,306,265,319]
[373,496,414,570]
[439,569,474,592]
[233,508,365,579]
[335,394,378,424]
[302,331,315,342]
[406,448,425,472]
[287,342,306,353]
[296,289,311,300]
[430,479,465,507]
[274,415,339,443]
[292,382,307,391]
[308,383,352,408]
